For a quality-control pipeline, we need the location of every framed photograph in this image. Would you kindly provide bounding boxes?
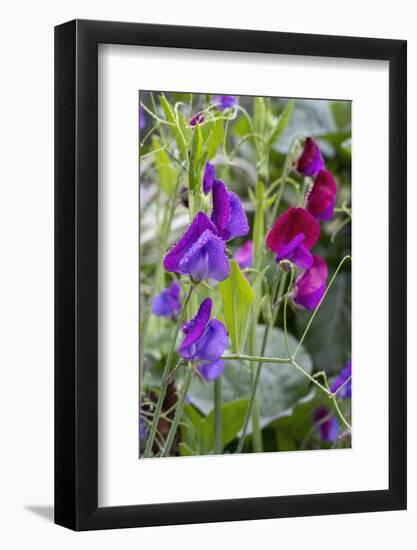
[55,19,407,531]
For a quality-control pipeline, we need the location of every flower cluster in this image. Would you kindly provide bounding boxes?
[266,137,337,310]
[164,170,248,282]
[179,298,228,380]
[158,168,249,380]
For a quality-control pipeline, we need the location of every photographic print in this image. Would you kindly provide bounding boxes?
[139,91,351,459]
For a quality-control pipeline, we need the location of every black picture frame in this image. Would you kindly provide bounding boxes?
[55,19,407,531]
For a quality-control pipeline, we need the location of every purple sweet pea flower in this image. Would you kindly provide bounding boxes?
[235,240,253,270]
[139,415,149,441]
[212,95,237,111]
[330,360,352,399]
[266,207,320,269]
[297,137,324,176]
[313,406,339,443]
[293,255,328,310]
[203,162,215,194]
[306,169,337,221]
[179,298,228,381]
[139,104,146,130]
[164,211,230,282]
[152,281,181,318]
[189,113,205,127]
[211,179,249,241]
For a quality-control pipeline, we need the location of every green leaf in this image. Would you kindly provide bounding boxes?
[152,136,176,195]
[268,99,295,147]
[247,267,268,354]
[159,94,188,159]
[202,398,250,453]
[188,325,313,428]
[181,403,205,455]
[201,116,224,160]
[295,272,351,375]
[189,122,204,192]
[219,260,255,354]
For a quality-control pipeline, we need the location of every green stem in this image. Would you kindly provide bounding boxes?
[223,352,289,364]
[235,325,270,453]
[214,377,223,454]
[332,394,352,432]
[143,286,194,457]
[251,399,263,452]
[235,268,287,453]
[283,265,295,359]
[162,367,192,457]
[314,371,352,431]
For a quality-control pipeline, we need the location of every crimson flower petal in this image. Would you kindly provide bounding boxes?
[297,137,324,176]
[306,169,337,221]
[266,207,320,267]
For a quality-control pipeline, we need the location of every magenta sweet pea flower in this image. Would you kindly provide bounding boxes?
[330,360,352,399]
[203,162,215,194]
[164,212,229,282]
[297,137,324,176]
[179,298,228,380]
[313,406,339,443]
[152,281,181,318]
[212,95,237,111]
[266,207,320,269]
[293,255,328,310]
[211,179,249,241]
[306,169,337,221]
[189,113,205,127]
[235,240,253,269]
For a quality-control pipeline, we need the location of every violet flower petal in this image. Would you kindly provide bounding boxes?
[178,229,230,282]
[203,162,215,194]
[198,359,225,381]
[179,298,212,357]
[297,137,324,176]
[212,95,237,111]
[211,179,231,235]
[164,212,218,273]
[306,169,337,221]
[330,360,352,399]
[226,192,250,240]
[293,255,328,309]
[211,179,249,241]
[192,320,229,362]
[313,406,339,442]
[151,281,181,317]
[139,104,146,130]
[235,240,253,269]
